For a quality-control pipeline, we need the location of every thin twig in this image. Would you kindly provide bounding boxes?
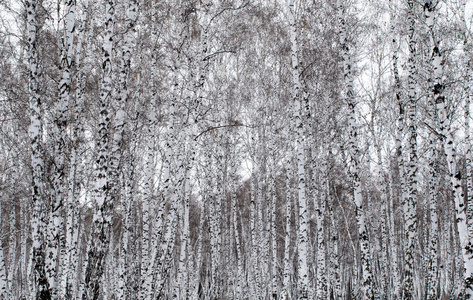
[194,123,252,140]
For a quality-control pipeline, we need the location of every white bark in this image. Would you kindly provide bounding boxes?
[140,3,160,297]
[174,163,191,299]
[337,0,373,298]
[287,1,309,297]
[403,0,419,297]
[281,165,293,300]
[270,157,278,299]
[8,202,17,296]
[20,200,29,298]
[424,3,440,298]
[55,1,78,298]
[48,1,76,296]
[0,194,8,297]
[390,1,402,296]
[435,43,473,297]
[249,174,258,298]
[231,176,244,299]
[26,0,50,297]
[155,99,183,296]
[465,35,473,256]
[328,176,342,299]
[316,160,327,300]
[256,165,265,297]
[83,1,115,298]
[191,200,205,299]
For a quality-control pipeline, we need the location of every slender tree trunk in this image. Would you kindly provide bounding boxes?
[424,3,440,299]
[249,172,258,298]
[230,174,244,299]
[435,38,473,297]
[337,0,373,298]
[108,4,138,295]
[113,2,137,298]
[465,34,473,254]
[269,156,278,300]
[47,1,77,298]
[210,151,223,298]
[53,2,77,299]
[316,159,327,299]
[287,1,309,297]
[281,164,293,300]
[328,179,342,299]
[403,0,419,298]
[69,2,88,298]
[78,207,89,299]
[140,4,161,297]
[9,200,17,297]
[0,193,8,297]
[256,164,265,298]
[191,199,205,299]
[26,0,50,298]
[83,1,115,298]
[155,105,183,296]
[174,163,191,299]
[117,175,132,299]
[390,2,402,296]
[376,146,389,300]
[140,39,157,300]
[20,200,29,298]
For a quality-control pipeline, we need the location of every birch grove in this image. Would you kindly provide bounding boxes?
[1,0,473,299]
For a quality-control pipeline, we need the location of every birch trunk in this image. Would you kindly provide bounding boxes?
[68,1,88,297]
[337,0,373,298]
[155,102,184,296]
[281,164,293,300]
[26,0,50,298]
[465,37,473,251]
[287,1,309,297]
[140,39,157,300]
[113,2,137,298]
[8,201,17,297]
[191,200,205,299]
[403,1,419,297]
[83,1,115,298]
[424,3,440,298]
[231,177,244,299]
[376,146,389,299]
[328,180,342,299]
[316,160,327,299]
[0,194,7,297]
[109,6,138,295]
[54,1,78,298]
[256,165,265,297]
[140,4,161,297]
[270,157,278,299]
[390,1,402,296]
[174,163,191,299]
[249,174,258,298]
[435,40,473,297]
[47,1,77,298]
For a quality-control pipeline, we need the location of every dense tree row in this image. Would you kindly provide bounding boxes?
[0,0,473,299]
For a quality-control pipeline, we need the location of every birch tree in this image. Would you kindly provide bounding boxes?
[287,1,310,297]
[432,15,473,296]
[337,0,373,298]
[48,1,77,299]
[1,0,473,298]
[83,1,115,298]
[424,2,440,299]
[0,193,8,297]
[26,0,51,298]
[403,0,419,297]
